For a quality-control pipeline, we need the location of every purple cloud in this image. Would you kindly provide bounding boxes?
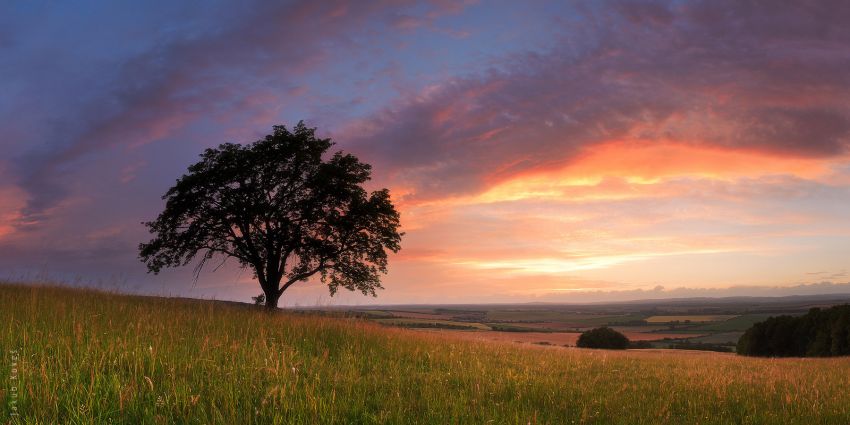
[5,0,483,223]
[342,0,850,202]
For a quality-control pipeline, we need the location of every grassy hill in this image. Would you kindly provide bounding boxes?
[2,284,850,424]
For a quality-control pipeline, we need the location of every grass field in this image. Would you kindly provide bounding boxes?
[3,284,850,424]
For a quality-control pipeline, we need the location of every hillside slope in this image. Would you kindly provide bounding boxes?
[2,284,850,424]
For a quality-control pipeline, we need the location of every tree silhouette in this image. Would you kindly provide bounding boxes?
[139,122,402,309]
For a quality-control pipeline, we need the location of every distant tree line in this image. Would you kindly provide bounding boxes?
[669,341,733,353]
[607,319,648,326]
[628,340,653,349]
[488,324,554,333]
[737,305,850,357]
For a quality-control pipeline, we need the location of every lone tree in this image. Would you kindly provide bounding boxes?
[139,122,402,309]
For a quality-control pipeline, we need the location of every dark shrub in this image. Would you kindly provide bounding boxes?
[576,327,629,350]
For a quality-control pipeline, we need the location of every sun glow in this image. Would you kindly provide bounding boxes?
[453,247,737,275]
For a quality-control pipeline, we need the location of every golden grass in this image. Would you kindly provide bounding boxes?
[1,283,849,424]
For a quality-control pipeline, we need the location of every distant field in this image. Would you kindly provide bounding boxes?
[373,318,490,330]
[485,310,645,325]
[645,315,738,323]
[419,329,583,346]
[691,313,779,332]
[486,321,590,332]
[426,329,704,347]
[690,332,744,345]
[610,325,681,333]
[382,310,453,320]
[355,307,817,353]
[4,284,850,424]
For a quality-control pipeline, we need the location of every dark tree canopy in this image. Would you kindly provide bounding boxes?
[139,122,402,309]
[576,327,629,350]
[737,305,850,357]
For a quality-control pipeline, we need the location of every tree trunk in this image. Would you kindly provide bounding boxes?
[264,288,281,310]
[259,268,282,310]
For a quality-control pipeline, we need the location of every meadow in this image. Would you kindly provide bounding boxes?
[3,284,850,424]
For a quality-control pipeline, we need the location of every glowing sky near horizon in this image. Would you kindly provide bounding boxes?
[1,0,850,305]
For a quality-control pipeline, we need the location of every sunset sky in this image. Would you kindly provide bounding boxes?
[1,1,849,305]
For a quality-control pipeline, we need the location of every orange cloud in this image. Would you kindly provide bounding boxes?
[568,141,835,180]
[382,140,850,297]
[477,141,843,203]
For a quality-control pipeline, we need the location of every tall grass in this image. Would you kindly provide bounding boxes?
[2,283,850,424]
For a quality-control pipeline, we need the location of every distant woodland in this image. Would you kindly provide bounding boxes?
[737,305,850,357]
